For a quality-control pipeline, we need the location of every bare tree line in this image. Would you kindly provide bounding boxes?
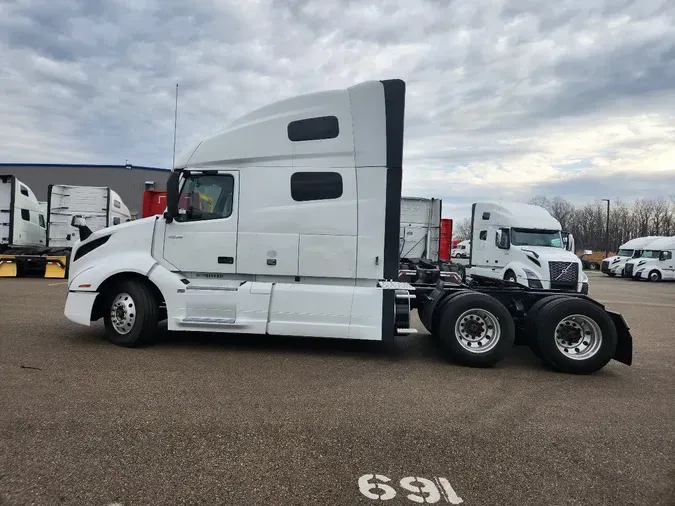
[452,196,675,251]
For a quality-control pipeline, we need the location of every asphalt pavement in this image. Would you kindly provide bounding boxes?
[1,273,674,506]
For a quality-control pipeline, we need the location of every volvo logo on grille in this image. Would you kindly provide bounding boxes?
[555,262,574,280]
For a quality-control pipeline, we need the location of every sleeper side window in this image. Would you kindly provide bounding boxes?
[290,172,343,202]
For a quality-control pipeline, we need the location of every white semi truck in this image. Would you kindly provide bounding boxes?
[623,236,675,282]
[601,236,665,277]
[63,78,633,374]
[465,201,588,293]
[0,177,131,278]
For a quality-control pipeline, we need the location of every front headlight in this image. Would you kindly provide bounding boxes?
[523,268,543,289]
[581,271,588,282]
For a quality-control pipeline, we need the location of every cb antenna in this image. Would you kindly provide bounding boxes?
[172,83,179,170]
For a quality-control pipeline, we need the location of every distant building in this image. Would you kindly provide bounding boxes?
[0,163,170,216]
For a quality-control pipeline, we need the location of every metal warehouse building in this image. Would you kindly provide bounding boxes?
[0,163,170,217]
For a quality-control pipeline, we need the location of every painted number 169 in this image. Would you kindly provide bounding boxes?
[358,474,464,504]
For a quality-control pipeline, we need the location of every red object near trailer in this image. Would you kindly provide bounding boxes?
[439,218,453,261]
[142,190,167,218]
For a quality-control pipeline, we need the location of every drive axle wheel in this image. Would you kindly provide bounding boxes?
[524,295,575,358]
[437,292,515,367]
[103,279,159,347]
[533,298,617,374]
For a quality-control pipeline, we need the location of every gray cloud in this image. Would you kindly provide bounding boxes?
[1,0,674,220]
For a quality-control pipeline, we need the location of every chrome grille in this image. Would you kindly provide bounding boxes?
[548,261,578,284]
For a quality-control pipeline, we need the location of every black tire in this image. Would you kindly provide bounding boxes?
[524,294,575,358]
[504,270,517,284]
[102,279,159,347]
[608,272,616,277]
[419,290,469,338]
[648,270,661,282]
[534,298,617,374]
[437,291,515,367]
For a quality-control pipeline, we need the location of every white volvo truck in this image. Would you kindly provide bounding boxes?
[601,236,665,277]
[63,78,633,374]
[465,202,588,293]
[623,236,675,282]
[1,178,131,278]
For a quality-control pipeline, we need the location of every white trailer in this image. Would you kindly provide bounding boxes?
[624,236,675,281]
[63,78,633,374]
[46,184,131,248]
[0,175,47,250]
[399,196,441,262]
[0,179,131,278]
[601,236,665,277]
[465,201,588,294]
[398,196,463,284]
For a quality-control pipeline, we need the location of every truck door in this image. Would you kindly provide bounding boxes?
[163,171,239,275]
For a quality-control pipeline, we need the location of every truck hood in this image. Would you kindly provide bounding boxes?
[516,246,581,264]
[74,216,158,247]
[627,257,656,267]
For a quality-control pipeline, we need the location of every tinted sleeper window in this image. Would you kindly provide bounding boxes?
[288,116,339,142]
[291,172,343,202]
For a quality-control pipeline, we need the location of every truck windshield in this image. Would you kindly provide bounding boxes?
[511,228,563,248]
[641,250,661,259]
[616,249,634,257]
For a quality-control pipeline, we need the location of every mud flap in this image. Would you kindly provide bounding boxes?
[44,256,68,279]
[0,256,17,277]
[607,309,633,365]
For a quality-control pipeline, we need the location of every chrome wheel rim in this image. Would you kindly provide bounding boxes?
[454,308,501,353]
[649,271,659,281]
[554,314,602,360]
[110,292,136,335]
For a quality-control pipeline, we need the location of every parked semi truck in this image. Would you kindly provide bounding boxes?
[601,236,665,277]
[0,177,131,278]
[624,236,675,282]
[63,78,633,374]
[465,201,587,293]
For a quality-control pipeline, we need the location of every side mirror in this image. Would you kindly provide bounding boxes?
[71,216,86,228]
[496,229,510,249]
[70,215,92,241]
[562,232,575,252]
[164,171,180,223]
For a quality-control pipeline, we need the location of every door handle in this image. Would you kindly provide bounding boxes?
[218,256,234,264]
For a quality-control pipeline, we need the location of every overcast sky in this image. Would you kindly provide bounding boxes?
[1,0,674,220]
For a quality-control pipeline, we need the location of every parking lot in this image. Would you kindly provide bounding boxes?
[1,272,674,506]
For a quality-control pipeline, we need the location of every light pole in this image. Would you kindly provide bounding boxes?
[602,199,610,258]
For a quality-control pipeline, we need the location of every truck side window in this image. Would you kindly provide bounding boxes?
[291,172,343,202]
[113,217,121,225]
[20,185,29,197]
[39,214,45,228]
[177,174,234,222]
[479,230,487,241]
[21,209,30,221]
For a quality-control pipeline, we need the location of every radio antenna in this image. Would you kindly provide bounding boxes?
[172,83,179,170]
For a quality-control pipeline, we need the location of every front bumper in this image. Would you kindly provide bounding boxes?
[64,291,99,326]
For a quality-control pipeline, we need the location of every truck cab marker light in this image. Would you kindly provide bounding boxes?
[78,284,91,288]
